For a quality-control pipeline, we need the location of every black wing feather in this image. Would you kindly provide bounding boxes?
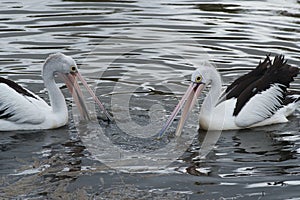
[224,55,271,100]
[283,90,300,105]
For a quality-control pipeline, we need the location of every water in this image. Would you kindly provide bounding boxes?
[0,0,300,199]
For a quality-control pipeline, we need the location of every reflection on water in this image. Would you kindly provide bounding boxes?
[0,0,300,199]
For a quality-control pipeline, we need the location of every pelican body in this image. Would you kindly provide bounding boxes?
[159,55,299,136]
[0,53,112,131]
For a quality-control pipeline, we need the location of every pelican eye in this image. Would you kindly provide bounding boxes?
[195,75,203,83]
[70,66,77,72]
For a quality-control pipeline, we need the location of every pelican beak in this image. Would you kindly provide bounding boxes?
[58,72,113,121]
[157,82,205,138]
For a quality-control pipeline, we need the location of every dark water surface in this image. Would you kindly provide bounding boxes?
[0,0,300,199]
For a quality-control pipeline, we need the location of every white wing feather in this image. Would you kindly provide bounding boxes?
[235,84,285,127]
[0,83,50,124]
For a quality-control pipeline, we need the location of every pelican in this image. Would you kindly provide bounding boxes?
[159,55,299,136]
[0,53,112,131]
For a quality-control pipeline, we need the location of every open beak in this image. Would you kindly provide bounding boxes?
[157,82,205,138]
[58,72,113,121]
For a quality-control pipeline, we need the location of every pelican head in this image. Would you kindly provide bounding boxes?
[158,66,220,138]
[42,53,113,121]
[42,53,78,78]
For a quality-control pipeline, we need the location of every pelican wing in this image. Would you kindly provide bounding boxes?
[222,55,271,100]
[234,55,299,127]
[0,78,49,124]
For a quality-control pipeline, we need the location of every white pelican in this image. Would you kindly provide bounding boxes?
[0,53,112,131]
[159,55,299,136]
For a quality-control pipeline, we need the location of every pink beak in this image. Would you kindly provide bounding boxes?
[58,72,113,121]
[157,82,205,138]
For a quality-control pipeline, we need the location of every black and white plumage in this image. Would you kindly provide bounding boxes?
[158,55,299,136]
[219,55,299,128]
[0,53,112,131]
[0,77,50,127]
